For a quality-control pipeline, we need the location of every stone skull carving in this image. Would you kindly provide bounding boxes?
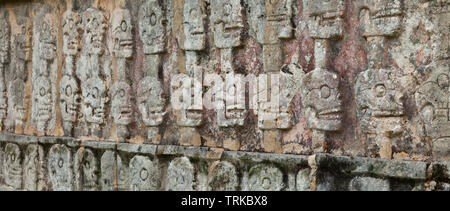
[129,155,158,191]
[138,77,165,126]
[62,10,81,56]
[48,144,72,191]
[356,69,404,134]
[166,157,194,191]
[211,0,244,48]
[0,17,10,65]
[9,79,26,123]
[74,148,98,191]
[208,161,238,191]
[111,81,133,126]
[83,77,108,124]
[60,75,81,123]
[112,8,134,58]
[3,143,22,189]
[23,144,45,191]
[301,68,342,131]
[38,15,57,61]
[303,0,345,39]
[183,0,206,50]
[15,20,32,62]
[139,0,166,54]
[34,76,52,124]
[266,0,293,41]
[248,164,284,191]
[83,8,108,56]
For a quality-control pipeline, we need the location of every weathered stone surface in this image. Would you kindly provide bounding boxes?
[208,161,238,191]
[248,164,284,191]
[129,155,158,191]
[3,143,22,189]
[296,168,311,191]
[47,144,72,191]
[23,144,45,191]
[349,176,390,191]
[74,148,99,191]
[166,156,195,191]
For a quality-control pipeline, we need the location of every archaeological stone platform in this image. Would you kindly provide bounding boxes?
[0,0,448,191]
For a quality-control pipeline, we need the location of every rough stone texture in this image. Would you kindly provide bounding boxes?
[0,0,448,191]
[349,176,390,191]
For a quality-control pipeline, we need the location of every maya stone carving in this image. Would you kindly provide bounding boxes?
[23,144,46,191]
[48,144,72,191]
[61,8,82,136]
[80,7,110,138]
[3,143,22,190]
[208,161,238,191]
[0,13,10,131]
[211,0,246,127]
[248,164,284,191]
[138,0,166,142]
[166,156,195,191]
[355,0,405,159]
[9,15,32,133]
[74,148,99,191]
[129,155,158,191]
[111,5,134,141]
[302,0,345,152]
[32,13,57,136]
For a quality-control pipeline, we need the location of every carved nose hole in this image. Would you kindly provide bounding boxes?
[121,20,128,32]
[40,87,46,97]
[320,85,330,99]
[58,158,64,168]
[375,84,386,98]
[177,175,185,184]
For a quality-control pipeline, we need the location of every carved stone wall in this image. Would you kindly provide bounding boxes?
[0,0,448,191]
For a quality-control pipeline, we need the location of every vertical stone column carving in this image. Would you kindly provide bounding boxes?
[211,0,246,127]
[23,144,46,191]
[302,0,345,152]
[48,144,72,191]
[80,7,110,138]
[3,143,22,190]
[111,4,134,142]
[74,148,99,191]
[355,0,405,159]
[60,8,82,137]
[0,13,10,131]
[32,13,57,136]
[137,0,166,143]
[10,16,32,134]
[416,0,450,159]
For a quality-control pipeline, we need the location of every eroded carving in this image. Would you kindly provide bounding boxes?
[208,161,238,191]
[74,148,99,191]
[248,164,284,191]
[166,157,195,191]
[0,14,10,130]
[138,0,166,142]
[356,0,405,159]
[48,144,72,191]
[80,7,110,137]
[111,6,134,140]
[60,9,82,136]
[129,155,158,191]
[23,144,46,191]
[3,143,22,190]
[100,150,115,191]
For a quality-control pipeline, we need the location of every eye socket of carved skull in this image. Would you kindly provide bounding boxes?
[60,76,81,122]
[302,69,342,131]
[138,77,165,126]
[63,11,82,55]
[139,0,166,54]
[112,81,133,125]
[39,15,57,61]
[112,9,134,58]
[183,0,206,51]
[83,8,107,55]
[83,77,108,124]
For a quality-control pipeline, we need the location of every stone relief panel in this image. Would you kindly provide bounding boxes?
[111,6,134,141]
[208,161,239,191]
[138,0,167,142]
[31,12,58,136]
[23,144,46,191]
[100,150,115,191]
[355,0,405,159]
[0,12,10,131]
[48,144,72,191]
[211,0,246,127]
[296,168,311,191]
[116,154,130,191]
[166,156,195,191]
[60,8,82,136]
[74,148,99,191]
[9,15,32,133]
[80,7,110,138]
[248,164,284,191]
[3,143,22,190]
[129,155,158,191]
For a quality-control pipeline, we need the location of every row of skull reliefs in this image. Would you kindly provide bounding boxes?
[0,142,311,191]
[0,0,448,157]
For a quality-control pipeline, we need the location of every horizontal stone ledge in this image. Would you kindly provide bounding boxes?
[0,132,437,181]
